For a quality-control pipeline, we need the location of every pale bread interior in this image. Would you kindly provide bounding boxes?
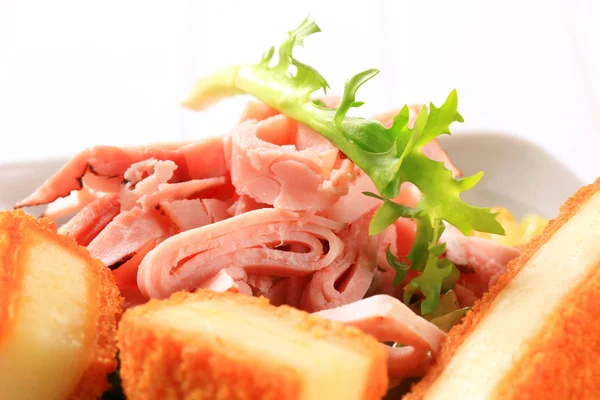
[426,191,600,399]
[0,229,95,400]
[149,297,372,400]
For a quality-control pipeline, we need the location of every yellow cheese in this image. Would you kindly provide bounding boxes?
[425,191,600,400]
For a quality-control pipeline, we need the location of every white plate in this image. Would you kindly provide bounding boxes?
[0,158,67,215]
[0,132,585,220]
[439,132,584,219]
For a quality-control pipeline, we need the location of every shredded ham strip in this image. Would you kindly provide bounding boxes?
[137,208,346,299]
[16,137,228,208]
[229,115,355,212]
[315,295,446,380]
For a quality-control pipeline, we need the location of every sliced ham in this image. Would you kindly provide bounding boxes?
[16,137,228,208]
[264,276,312,309]
[157,198,230,232]
[387,346,432,380]
[90,196,231,270]
[300,212,378,312]
[441,224,520,296]
[246,274,273,295]
[87,207,170,269]
[195,267,253,297]
[177,138,229,180]
[421,140,463,178]
[284,276,313,308]
[315,295,446,379]
[227,194,268,216]
[229,115,355,212]
[320,167,382,224]
[120,159,178,211]
[137,208,346,299]
[239,100,280,123]
[138,177,228,211]
[315,295,446,352]
[322,167,421,225]
[112,240,159,309]
[58,193,121,246]
[42,187,99,221]
[454,283,479,308]
[201,198,231,222]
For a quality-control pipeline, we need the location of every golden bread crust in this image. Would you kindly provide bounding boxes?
[494,267,600,398]
[118,290,388,400]
[0,210,122,400]
[404,177,600,400]
[0,212,23,344]
[68,244,122,400]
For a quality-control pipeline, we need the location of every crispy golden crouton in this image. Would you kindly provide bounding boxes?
[118,290,388,400]
[0,210,122,400]
[406,178,600,400]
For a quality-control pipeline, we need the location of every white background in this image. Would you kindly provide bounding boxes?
[0,0,598,182]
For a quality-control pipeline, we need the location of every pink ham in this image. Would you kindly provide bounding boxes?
[227,194,268,216]
[320,167,381,224]
[316,294,446,352]
[264,276,312,309]
[300,211,378,312]
[229,115,355,212]
[95,197,230,305]
[42,187,99,220]
[195,267,253,297]
[454,283,479,308]
[441,224,520,296]
[89,195,232,270]
[138,177,228,211]
[245,274,273,295]
[58,193,121,246]
[16,137,228,208]
[387,347,432,381]
[201,198,231,222]
[157,198,230,232]
[112,240,159,309]
[87,207,170,269]
[322,167,421,224]
[239,100,280,123]
[120,159,178,211]
[314,295,446,379]
[137,208,347,299]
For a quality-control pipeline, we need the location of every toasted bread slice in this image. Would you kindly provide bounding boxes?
[405,178,600,400]
[0,210,121,400]
[117,290,388,400]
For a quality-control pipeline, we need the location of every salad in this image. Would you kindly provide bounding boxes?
[1,18,556,400]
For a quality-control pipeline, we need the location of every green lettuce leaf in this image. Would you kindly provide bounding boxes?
[424,290,470,332]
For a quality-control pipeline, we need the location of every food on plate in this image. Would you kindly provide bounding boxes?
[472,207,548,247]
[405,177,600,399]
[10,17,560,399]
[0,210,121,400]
[315,295,446,381]
[117,290,388,400]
